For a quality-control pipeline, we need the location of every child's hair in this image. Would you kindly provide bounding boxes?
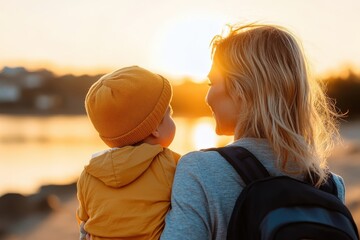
[211,23,341,187]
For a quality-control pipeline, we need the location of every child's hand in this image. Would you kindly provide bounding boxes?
[80,222,88,240]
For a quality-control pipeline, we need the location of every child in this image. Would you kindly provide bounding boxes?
[77,66,180,240]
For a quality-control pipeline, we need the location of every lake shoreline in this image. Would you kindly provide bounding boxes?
[1,118,359,237]
[2,146,360,238]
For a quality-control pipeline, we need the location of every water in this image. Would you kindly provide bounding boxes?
[0,115,232,196]
[2,115,358,197]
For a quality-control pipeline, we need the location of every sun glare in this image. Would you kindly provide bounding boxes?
[192,118,217,150]
[151,14,225,83]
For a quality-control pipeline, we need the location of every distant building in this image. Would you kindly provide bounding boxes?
[24,74,43,89]
[34,94,61,111]
[0,83,20,102]
[1,66,27,77]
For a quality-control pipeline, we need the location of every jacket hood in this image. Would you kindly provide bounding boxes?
[85,143,165,188]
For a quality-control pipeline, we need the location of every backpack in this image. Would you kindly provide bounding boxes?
[210,146,359,240]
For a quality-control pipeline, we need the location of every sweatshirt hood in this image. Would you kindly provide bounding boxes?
[85,143,164,188]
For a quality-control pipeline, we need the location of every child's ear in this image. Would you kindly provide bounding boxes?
[150,128,160,138]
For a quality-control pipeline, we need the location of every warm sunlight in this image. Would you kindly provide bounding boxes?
[1,1,360,238]
[151,13,226,82]
[192,118,217,150]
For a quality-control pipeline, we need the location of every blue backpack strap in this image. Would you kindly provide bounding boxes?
[213,146,270,185]
[307,170,339,197]
[211,146,338,196]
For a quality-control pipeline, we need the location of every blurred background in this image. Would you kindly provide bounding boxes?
[0,0,359,239]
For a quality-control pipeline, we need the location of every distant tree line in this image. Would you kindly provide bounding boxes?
[0,67,359,119]
[324,70,360,119]
[0,68,100,115]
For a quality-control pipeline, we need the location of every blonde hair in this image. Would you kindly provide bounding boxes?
[211,23,341,187]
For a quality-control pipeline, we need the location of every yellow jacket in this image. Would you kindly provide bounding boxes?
[77,143,180,239]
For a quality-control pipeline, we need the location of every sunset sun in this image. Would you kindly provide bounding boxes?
[151,14,226,83]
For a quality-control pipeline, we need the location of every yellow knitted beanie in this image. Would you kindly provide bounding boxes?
[85,66,172,147]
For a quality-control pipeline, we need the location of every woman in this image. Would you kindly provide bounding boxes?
[160,23,345,240]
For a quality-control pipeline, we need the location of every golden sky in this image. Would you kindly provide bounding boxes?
[1,0,360,81]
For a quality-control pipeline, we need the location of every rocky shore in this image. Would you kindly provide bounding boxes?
[0,182,77,239]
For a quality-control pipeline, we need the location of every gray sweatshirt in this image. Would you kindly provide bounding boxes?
[160,138,345,240]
